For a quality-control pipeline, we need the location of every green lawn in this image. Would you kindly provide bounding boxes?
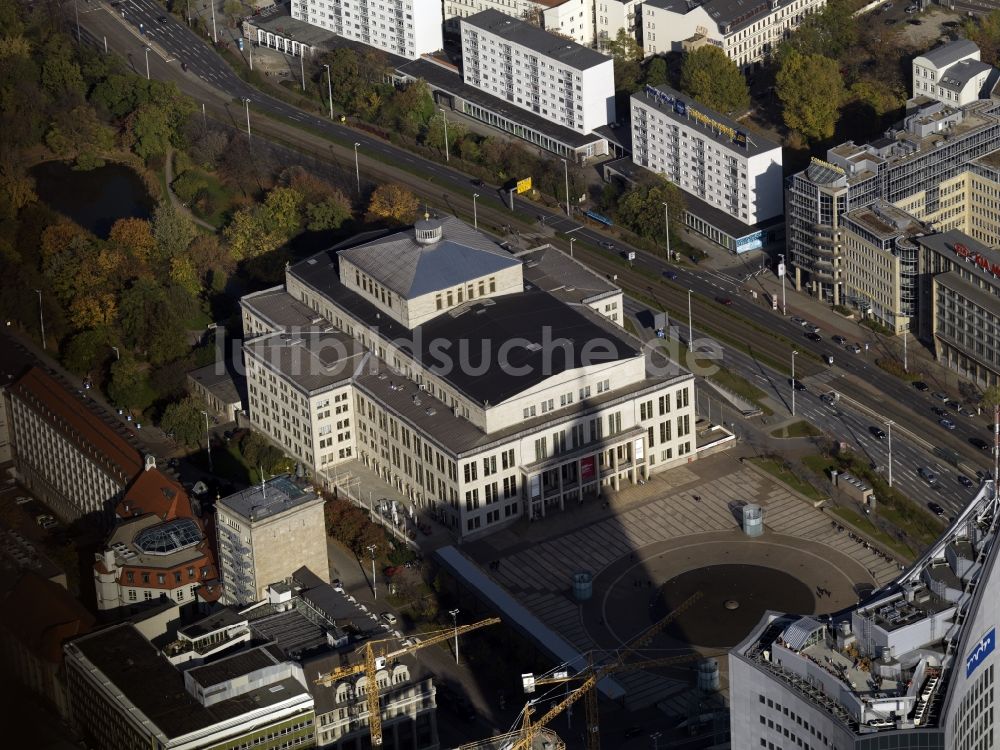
[709,368,774,416]
[802,454,836,477]
[831,506,915,559]
[749,457,825,502]
[770,420,822,439]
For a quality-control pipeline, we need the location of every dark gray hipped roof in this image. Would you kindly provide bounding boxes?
[337,214,521,299]
[461,10,611,71]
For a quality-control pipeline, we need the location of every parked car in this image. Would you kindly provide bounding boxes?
[832,335,848,345]
[958,475,974,488]
[931,406,949,417]
[870,426,887,440]
[380,612,398,626]
[847,343,862,353]
[716,297,734,306]
[932,391,949,402]
[970,437,990,451]
[806,332,822,342]
[945,400,962,411]
[332,579,344,593]
[790,317,808,327]
[918,467,938,484]
[927,501,945,516]
[805,324,821,333]
[823,354,834,366]
[790,379,807,391]
[939,418,957,430]
[912,381,930,392]
[15,496,31,505]
[40,518,58,529]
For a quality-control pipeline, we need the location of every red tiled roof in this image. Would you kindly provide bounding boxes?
[0,572,95,664]
[118,468,192,521]
[8,367,143,484]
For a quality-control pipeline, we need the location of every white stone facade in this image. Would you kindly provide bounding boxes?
[460,10,616,133]
[290,0,442,59]
[912,40,993,108]
[642,0,827,69]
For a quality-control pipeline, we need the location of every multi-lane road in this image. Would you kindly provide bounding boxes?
[75,0,996,521]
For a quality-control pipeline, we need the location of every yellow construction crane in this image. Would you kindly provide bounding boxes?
[460,591,705,750]
[316,616,501,746]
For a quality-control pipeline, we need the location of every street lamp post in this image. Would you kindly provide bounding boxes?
[323,64,334,119]
[439,108,449,162]
[472,193,479,230]
[902,329,908,373]
[353,142,361,195]
[111,346,120,361]
[886,419,894,487]
[791,350,799,416]
[570,237,576,258]
[242,98,251,150]
[367,544,378,599]
[210,0,217,44]
[144,46,151,80]
[201,411,213,472]
[248,38,253,71]
[449,609,460,664]
[662,201,671,259]
[300,52,305,92]
[33,289,45,349]
[778,253,787,316]
[74,0,80,43]
[687,289,693,346]
[561,158,570,217]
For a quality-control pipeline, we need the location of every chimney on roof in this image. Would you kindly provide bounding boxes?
[144,455,156,472]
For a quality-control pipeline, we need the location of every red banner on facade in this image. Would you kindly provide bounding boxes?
[580,455,596,481]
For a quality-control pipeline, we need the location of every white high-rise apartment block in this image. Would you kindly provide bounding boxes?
[240,214,698,541]
[290,0,442,59]
[642,0,827,70]
[460,10,615,134]
[631,84,783,226]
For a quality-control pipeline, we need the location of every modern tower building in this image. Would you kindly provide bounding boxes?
[731,482,1000,749]
[216,476,330,606]
[786,40,1000,305]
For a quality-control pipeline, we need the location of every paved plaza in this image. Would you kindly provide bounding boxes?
[462,452,902,713]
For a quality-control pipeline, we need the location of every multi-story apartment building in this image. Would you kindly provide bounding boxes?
[65,625,316,750]
[290,0,442,59]
[913,39,994,109]
[240,214,698,541]
[642,0,827,70]
[6,366,143,523]
[460,10,616,134]
[730,481,1000,749]
[631,83,783,251]
[444,0,640,50]
[916,230,1000,387]
[841,201,928,335]
[93,465,218,612]
[216,475,330,606]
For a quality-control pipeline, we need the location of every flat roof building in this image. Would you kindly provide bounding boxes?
[730,482,1000,749]
[216,476,329,606]
[290,0,442,59]
[631,83,783,252]
[65,624,315,750]
[241,214,699,541]
[460,10,616,135]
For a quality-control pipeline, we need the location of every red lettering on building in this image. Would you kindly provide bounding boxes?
[977,254,990,271]
[955,243,971,258]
